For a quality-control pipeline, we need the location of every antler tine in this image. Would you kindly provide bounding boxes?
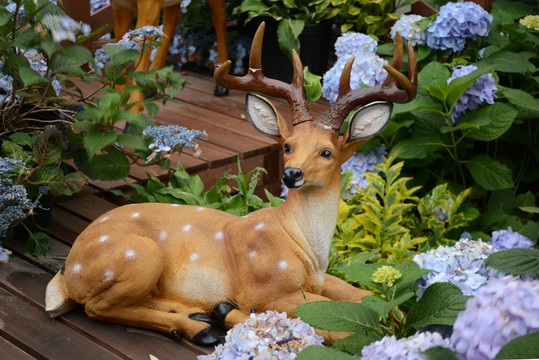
[321,32,418,132]
[214,22,312,125]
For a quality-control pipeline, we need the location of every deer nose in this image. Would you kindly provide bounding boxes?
[282,167,304,188]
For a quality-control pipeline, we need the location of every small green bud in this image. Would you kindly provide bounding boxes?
[520,15,539,30]
[372,266,402,287]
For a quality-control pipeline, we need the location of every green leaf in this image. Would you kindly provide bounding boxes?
[296,345,356,360]
[422,346,458,360]
[83,130,118,160]
[391,137,444,159]
[50,45,94,73]
[478,51,529,74]
[9,132,34,147]
[60,172,87,196]
[466,154,513,190]
[145,102,160,117]
[406,282,471,328]
[19,65,45,86]
[33,126,62,165]
[362,292,414,318]
[485,248,539,278]
[303,67,322,104]
[0,8,11,26]
[332,331,383,355]
[446,65,495,110]
[111,48,142,65]
[26,231,51,257]
[277,19,304,62]
[495,331,539,360]
[502,89,539,114]
[294,301,381,333]
[393,261,433,297]
[465,103,517,141]
[519,206,539,214]
[340,262,385,288]
[418,62,450,102]
[78,152,130,181]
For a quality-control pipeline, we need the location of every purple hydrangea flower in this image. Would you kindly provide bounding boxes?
[199,311,324,360]
[334,32,379,59]
[488,227,534,251]
[127,25,165,40]
[41,14,91,43]
[451,276,539,360]
[361,331,452,360]
[426,2,492,52]
[143,125,207,160]
[447,65,497,122]
[390,15,427,46]
[341,147,387,196]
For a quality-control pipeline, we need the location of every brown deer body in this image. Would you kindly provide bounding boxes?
[45,23,416,345]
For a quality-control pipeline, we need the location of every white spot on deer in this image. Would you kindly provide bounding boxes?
[249,250,257,258]
[104,270,114,281]
[242,214,250,218]
[131,212,140,218]
[214,231,224,241]
[254,222,265,231]
[99,216,110,223]
[158,231,168,241]
[183,224,192,232]
[125,249,137,260]
[197,207,205,211]
[73,263,82,273]
[190,253,199,262]
[98,235,109,243]
[171,204,180,207]
[278,260,288,270]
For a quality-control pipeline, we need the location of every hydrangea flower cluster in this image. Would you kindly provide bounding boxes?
[520,15,539,30]
[426,2,492,52]
[41,14,91,43]
[0,60,14,102]
[361,331,452,360]
[169,25,217,68]
[390,15,427,46]
[24,49,62,95]
[322,33,387,104]
[199,311,324,360]
[90,0,109,13]
[413,238,503,297]
[488,227,534,251]
[341,146,387,196]
[447,65,497,122]
[143,125,207,161]
[208,35,251,75]
[451,276,539,360]
[372,266,402,287]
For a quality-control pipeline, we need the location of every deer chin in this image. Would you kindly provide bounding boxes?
[283,179,306,190]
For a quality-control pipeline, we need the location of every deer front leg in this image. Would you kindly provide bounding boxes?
[322,273,372,302]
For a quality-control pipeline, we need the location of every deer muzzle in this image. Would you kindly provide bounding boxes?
[282,167,304,189]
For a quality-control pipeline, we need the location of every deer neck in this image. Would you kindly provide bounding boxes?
[276,170,341,274]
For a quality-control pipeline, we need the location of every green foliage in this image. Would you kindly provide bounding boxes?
[485,248,539,278]
[495,331,539,360]
[110,157,284,216]
[330,155,475,268]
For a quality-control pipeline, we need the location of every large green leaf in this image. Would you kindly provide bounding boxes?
[78,152,130,181]
[446,65,495,110]
[361,292,414,318]
[83,130,118,160]
[33,126,62,165]
[466,154,513,190]
[332,331,383,355]
[294,301,381,333]
[502,89,539,114]
[50,45,94,73]
[277,19,304,62]
[19,65,45,87]
[485,248,539,278]
[406,282,471,328]
[418,62,450,102]
[26,231,51,257]
[423,346,458,360]
[296,346,356,360]
[393,261,433,296]
[495,331,539,359]
[390,137,444,159]
[465,103,517,141]
[478,51,529,74]
[0,7,11,26]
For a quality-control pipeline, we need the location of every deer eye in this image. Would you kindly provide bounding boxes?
[284,143,293,153]
[321,149,332,158]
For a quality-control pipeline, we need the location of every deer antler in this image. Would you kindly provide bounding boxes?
[214,22,312,126]
[321,32,418,131]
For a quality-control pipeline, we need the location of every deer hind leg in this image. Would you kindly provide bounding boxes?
[149,3,182,72]
[111,1,135,94]
[207,0,229,96]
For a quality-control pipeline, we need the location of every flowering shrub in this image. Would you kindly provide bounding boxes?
[390,15,427,46]
[361,331,451,360]
[143,125,207,161]
[520,15,539,30]
[199,311,324,360]
[489,227,534,251]
[340,146,386,196]
[451,276,539,360]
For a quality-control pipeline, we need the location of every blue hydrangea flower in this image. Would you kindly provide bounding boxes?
[361,331,452,360]
[169,25,216,67]
[127,25,165,40]
[322,54,388,104]
[488,227,534,251]
[426,2,492,52]
[0,62,15,102]
[199,311,324,360]
[390,15,427,46]
[341,147,387,196]
[181,0,191,13]
[0,245,12,263]
[447,65,497,122]
[90,0,110,13]
[41,14,91,43]
[334,32,379,59]
[413,239,504,297]
[143,125,207,161]
[451,276,539,360]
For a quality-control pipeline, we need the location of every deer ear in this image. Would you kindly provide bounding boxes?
[246,93,292,138]
[346,101,393,142]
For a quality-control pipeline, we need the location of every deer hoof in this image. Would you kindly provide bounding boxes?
[212,302,238,328]
[192,327,220,346]
[171,330,181,339]
[188,312,214,325]
[214,84,229,97]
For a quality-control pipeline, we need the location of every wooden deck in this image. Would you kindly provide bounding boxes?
[0,70,331,359]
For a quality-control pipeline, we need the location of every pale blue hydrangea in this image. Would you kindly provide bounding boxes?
[22,49,62,96]
[361,331,452,360]
[488,227,534,251]
[451,276,539,360]
[334,32,378,59]
[413,238,504,297]
[322,54,388,104]
[41,14,91,43]
[128,25,165,40]
[181,0,191,13]
[447,65,497,122]
[426,2,492,52]
[143,125,207,161]
[0,245,12,263]
[0,62,15,102]
[341,147,386,196]
[90,0,109,13]
[390,15,427,46]
[199,311,324,360]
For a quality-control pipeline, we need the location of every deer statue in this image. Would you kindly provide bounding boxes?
[110,0,229,109]
[45,22,416,346]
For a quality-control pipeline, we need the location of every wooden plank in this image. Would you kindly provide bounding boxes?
[56,194,118,222]
[0,256,210,359]
[0,336,36,360]
[49,207,91,245]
